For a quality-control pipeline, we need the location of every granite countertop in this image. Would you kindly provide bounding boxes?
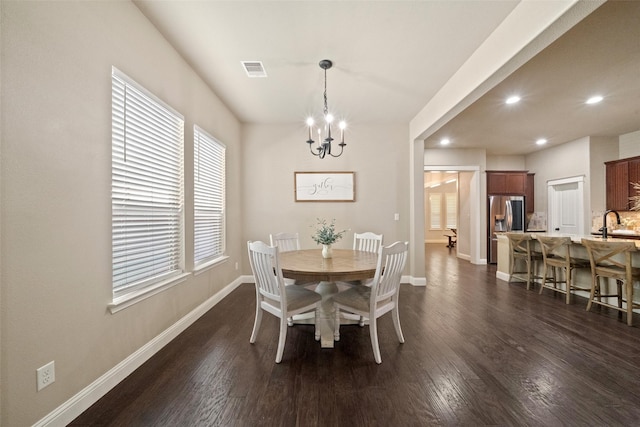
[591,230,640,238]
[529,232,640,248]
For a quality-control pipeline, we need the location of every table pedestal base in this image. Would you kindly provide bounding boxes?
[290,281,364,348]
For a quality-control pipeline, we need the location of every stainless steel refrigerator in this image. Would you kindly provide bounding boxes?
[488,195,525,264]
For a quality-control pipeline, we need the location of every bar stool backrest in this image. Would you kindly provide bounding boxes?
[537,236,572,265]
[506,233,533,257]
[582,239,636,273]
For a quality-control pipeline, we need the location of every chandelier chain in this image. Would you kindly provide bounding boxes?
[323,68,328,116]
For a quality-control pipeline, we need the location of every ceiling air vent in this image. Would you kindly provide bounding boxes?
[241,61,267,78]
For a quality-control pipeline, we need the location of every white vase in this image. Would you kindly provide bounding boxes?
[322,244,332,259]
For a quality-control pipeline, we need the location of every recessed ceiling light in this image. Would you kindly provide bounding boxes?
[536,138,547,145]
[586,95,603,104]
[505,95,521,105]
[440,138,450,146]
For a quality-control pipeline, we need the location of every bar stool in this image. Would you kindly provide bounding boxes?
[506,233,543,290]
[581,239,640,326]
[536,236,590,304]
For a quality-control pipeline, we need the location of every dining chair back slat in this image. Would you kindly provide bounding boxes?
[248,241,283,302]
[353,232,383,253]
[269,232,300,253]
[375,242,407,301]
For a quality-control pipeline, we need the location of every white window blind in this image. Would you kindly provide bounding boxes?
[429,194,441,229]
[446,193,457,229]
[111,68,184,296]
[194,125,226,264]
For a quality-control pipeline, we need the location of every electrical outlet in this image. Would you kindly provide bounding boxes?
[37,361,55,391]
[394,213,400,221]
[235,262,239,270]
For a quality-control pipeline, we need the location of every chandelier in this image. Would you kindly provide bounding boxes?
[305,59,346,158]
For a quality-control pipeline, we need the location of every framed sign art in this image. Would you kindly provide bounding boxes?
[294,171,355,202]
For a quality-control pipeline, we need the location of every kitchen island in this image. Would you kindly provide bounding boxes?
[496,232,640,310]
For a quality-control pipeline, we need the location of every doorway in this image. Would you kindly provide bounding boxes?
[547,176,585,234]
[424,166,482,264]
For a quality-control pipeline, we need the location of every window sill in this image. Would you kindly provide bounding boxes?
[108,272,191,314]
[194,255,229,276]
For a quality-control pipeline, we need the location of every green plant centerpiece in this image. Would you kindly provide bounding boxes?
[311,218,347,258]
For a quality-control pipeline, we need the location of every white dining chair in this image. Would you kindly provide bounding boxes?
[333,241,408,364]
[269,232,301,253]
[247,241,322,363]
[353,231,383,253]
[350,231,384,325]
[270,232,304,325]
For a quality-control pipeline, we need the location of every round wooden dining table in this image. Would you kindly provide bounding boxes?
[279,249,379,348]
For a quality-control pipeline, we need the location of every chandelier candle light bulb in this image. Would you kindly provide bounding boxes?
[306,117,314,141]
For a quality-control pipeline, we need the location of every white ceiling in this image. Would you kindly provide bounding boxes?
[424,0,640,155]
[134,1,640,156]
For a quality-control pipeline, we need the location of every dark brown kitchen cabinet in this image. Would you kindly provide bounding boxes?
[486,171,527,195]
[526,173,535,213]
[605,156,640,211]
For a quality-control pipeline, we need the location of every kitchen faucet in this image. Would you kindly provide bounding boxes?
[602,209,621,239]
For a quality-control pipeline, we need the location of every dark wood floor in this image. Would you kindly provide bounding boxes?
[71,244,640,426]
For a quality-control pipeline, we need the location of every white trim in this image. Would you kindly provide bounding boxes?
[496,271,510,282]
[424,165,479,171]
[240,274,255,283]
[547,175,585,186]
[407,275,427,286]
[108,272,191,314]
[193,255,229,276]
[34,277,244,427]
[457,253,471,262]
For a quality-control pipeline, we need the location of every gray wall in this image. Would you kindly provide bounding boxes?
[1,2,242,425]
[241,123,411,263]
[524,136,621,233]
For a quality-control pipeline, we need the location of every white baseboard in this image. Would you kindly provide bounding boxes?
[406,275,427,286]
[34,277,245,427]
[496,271,510,282]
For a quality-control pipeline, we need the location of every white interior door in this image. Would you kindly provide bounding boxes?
[548,176,585,235]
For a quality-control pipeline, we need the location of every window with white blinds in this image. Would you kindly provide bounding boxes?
[429,194,441,229]
[194,125,226,265]
[446,193,457,229]
[111,68,185,297]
